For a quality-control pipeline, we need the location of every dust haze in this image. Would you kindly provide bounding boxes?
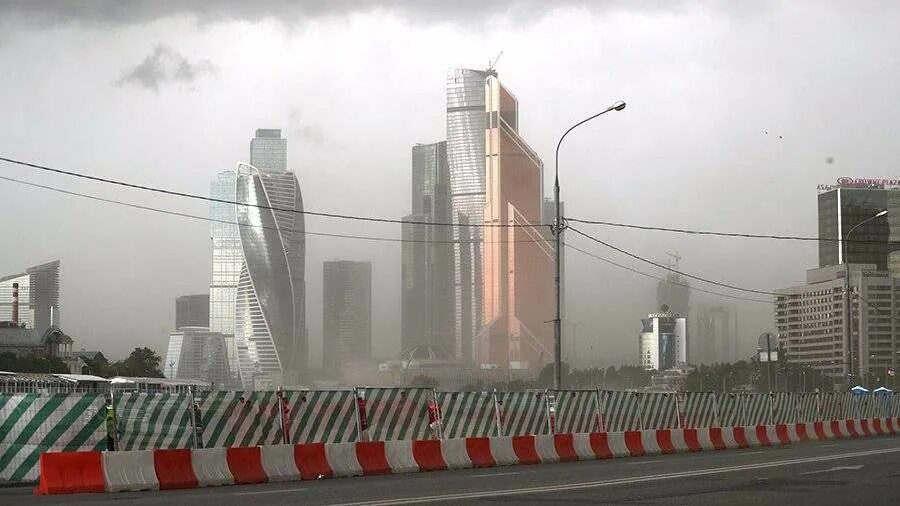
[1,0,899,368]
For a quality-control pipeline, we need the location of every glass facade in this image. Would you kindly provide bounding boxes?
[0,260,59,335]
[164,327,232,386]
[447,68,489,364]
[323,261,372,368]
[175,294,209,329]
[818,187,899,271]
[480,75,553,371]
[250,128,288,172]
[209,170,242,385]
[401,142,455,356]
[234,162,306,388]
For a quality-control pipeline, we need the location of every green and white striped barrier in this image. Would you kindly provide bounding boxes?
[681,392,718,428]
[496,391,550,436]
[358,387,435,441]
[553,390,601,434]
[0,393,107,483]
[437,391,499,438]
[116,392,193,450]
[198,390,284,448]
[283,389,359,443]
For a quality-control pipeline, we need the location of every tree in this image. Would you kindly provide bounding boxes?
[0,352,69,373]
[109,347,164,377]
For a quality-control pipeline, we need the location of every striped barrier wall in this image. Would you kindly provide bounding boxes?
[358,388,435,441]
[820,392,850,421]
[770,392,794,425]
[717,393,745,427]
[115,393,194,450]
[681,392,719,428]
[601,390,642,432]
[0,393,107,483]
[496,391,550,436]
[437,391,499,439]
[796,393,818,422]
[640,392,679,429]
[35,418,900,495]
[282,390,359,444]
[197,391,284,448]
[552,390,601,434]
[742,393,772,425]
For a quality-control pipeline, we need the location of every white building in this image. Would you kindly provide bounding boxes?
[164,327,232,387]
[639,308,688,371]
[775,264,899,383]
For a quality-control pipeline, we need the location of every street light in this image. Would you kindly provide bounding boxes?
[843,209,888,387]
[553,100,626,390]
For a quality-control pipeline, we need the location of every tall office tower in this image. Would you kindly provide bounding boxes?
[401,142,455,356]
[175,294,210,329]
[235,156,306,388]
[0,260,60,335]
[775,264,899,382]
[639,307,688,371]
[657,259,690,317]
[210,170,243,386]
[691,304,738,365]
[250,128,288,172]
[447,68,490,365]
[164,327,232,385]
[481,74,554,372]
[323,261,372,369]
[817,178,900,273]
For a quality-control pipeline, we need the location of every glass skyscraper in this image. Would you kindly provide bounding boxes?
[447,68,489,365]
[209,129,306,388]
[323,261,372,369]
[401,141,455,356]
[818,183,900,271]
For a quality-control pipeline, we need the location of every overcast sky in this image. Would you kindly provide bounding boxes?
[1,1,898,365]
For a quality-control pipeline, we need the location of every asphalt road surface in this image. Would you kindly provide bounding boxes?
[5,436,899,505]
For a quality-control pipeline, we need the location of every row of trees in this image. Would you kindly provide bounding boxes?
[0,347,164,378]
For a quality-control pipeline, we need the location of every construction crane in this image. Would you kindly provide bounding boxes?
[486,51,503,76]
[665,251,682,269]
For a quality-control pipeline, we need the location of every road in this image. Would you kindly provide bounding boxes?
[5,436,898,505]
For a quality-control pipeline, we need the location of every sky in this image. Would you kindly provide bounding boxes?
[1,1,898,366]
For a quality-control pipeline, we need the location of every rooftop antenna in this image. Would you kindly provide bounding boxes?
[487,50,503,76]
[665,251,682,269]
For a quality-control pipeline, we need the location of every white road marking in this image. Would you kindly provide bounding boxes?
[738,451,766,455]
[235,487,307,495]
[626,459,661,465]
[800,464,864,475]
[470,471,520,478]
[326,446,900,506]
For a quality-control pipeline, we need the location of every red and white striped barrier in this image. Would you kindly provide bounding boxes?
[35,418,898,495]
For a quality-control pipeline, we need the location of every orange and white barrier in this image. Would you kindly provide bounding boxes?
[35,418,898,496]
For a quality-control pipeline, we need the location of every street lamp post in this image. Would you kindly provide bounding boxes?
[553,100,626,390]
[843,209,888,387]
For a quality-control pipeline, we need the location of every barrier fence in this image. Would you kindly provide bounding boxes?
[4,388,900,484]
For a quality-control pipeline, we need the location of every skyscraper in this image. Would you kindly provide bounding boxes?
[210,129,306,388]
[209,169,243,385]
[0,260,60,336]
[639,308,688,371]
[164,327,231,385]
[480,73,554,372]
[447,68,489,365]
[323,261,372,369]
[250,128,288,172]
[401,142,455,356]
[175,294,210,329]
[691,304,738,364]
[657,255,690,317]
[817,178,900,272]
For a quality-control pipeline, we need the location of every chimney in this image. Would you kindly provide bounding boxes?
[11,282,19,326]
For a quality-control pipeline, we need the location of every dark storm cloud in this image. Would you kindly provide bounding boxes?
[116,44,216,91]
[1,0,685,26]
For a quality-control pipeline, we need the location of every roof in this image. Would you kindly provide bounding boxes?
[52,373,109,383]
[110,376,210,387]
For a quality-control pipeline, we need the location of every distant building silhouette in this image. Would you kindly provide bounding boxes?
[175,294,209,329]
[401,141,455,357]
[323,261,372,369]
[0,260,60,336]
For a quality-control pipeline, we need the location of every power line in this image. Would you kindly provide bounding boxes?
[565,242,771,304]
[0,175,549,246]
[567,217,900,246]
[0,155,542,229]
[568,225,779,296]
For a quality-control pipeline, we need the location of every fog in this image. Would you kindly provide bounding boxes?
[1,1,898,367]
